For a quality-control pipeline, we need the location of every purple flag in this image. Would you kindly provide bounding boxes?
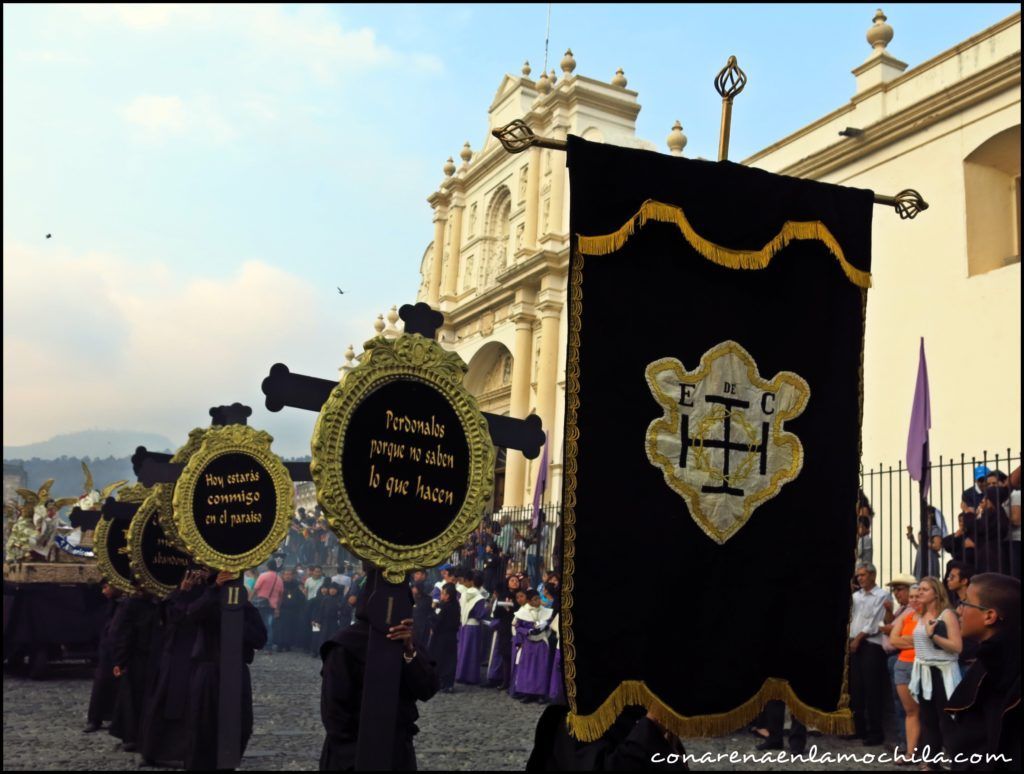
[532,432,549,528]
[906,338,931,497]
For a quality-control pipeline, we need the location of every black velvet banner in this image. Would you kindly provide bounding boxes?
[564,136,871,738]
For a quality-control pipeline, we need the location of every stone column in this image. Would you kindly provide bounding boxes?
[547,127,568,238]
[523,147,541,250]
[427,205,447,307]
[535,296,562,503]
[503,311,535,506]
[442,201,464,300]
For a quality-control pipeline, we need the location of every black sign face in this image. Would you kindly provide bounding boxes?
[141,506,191,588]
[342,378,470,545]
[105,518,132,584]
[190,453,277,557]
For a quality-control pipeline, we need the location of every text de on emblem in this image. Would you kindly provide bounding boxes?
[645,341,810,544]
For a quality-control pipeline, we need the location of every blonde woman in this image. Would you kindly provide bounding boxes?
[887,584,922,764]
[910,576,962,769]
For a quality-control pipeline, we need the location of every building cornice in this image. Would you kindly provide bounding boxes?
[743,12,1021,168]
[442,249,568,328]
[773,53,1020,180]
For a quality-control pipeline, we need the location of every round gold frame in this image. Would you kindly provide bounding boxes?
[171,424,293,573]
[127,489,189,599]
[94,484,150,595]
[311,334,495,583]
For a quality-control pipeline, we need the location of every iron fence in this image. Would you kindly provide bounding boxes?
[443,503,564,582]
[860,449,1020,586]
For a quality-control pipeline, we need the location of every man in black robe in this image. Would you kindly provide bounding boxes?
[108,591,159,751]
[138,571,208,766]
[84,582,120,733]
[319,572,439,770]
[184,569,267,771]
[276,567,306,652]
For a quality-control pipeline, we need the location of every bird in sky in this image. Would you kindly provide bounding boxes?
[46,234,52,239]
[337,287,345,295]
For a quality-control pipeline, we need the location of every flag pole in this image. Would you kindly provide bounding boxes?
[918,440,929,579]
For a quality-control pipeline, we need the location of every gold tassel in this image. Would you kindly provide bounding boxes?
[577,200,872,289]
[566,678,854,742]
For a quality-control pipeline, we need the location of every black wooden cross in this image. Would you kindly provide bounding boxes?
[260,302,545,460]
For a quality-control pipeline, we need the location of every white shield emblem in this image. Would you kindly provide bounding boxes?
[645,341,810,544]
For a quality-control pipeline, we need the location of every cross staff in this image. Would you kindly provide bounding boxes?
[129,403,259,771]
[261,302,544,770]
[260,302,546,460]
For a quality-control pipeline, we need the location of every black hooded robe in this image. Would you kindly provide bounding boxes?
[108,595,158,745]
[184,581,268,771]
[319,621,439,771]
[138,586,206,766]
[86,595,119,726]
[430,598,460,691]
[277,578,307,651]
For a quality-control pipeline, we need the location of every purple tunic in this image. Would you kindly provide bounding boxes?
[455,599,488,684]
[485,618,504,683]
[513,619,551,697]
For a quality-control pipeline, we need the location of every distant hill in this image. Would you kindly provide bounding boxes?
[3,430,174,461]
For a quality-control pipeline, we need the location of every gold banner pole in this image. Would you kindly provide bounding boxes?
[715,56,747,162]
[490,115,929,219]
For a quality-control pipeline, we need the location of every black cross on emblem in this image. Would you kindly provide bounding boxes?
[679,394,769,497]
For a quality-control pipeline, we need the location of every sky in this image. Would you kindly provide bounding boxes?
[3,3,1018,458]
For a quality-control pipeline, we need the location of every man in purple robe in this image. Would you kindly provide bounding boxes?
[454,574,488,684]
[513,589,553,703]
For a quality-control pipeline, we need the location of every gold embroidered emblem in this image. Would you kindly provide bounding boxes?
[645,341,810,544]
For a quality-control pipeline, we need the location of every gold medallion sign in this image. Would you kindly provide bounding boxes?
[311,334,495,583]
[127,490,193,598]
[171,424,293,573]
[94,483,150,595]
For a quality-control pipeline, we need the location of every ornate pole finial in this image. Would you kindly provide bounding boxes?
[667,120,687,156]
[714,55,747,162]
[373,314,385,336]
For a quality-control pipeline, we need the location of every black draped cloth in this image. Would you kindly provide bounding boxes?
[564,136,872,739]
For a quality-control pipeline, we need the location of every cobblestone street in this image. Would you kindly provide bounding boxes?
[5,651,905,771]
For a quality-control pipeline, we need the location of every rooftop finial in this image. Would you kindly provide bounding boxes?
[460,141,473,166]
[560,48,576,74]
[522,60,532,77]
[536,70,551,94]
[666,120,687,156]
[373,313,385,335]
[867,9,894,52]
[443,157,456,177]
[611,68,627,88]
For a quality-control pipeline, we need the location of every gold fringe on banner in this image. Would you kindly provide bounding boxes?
[577,199,872,289]
[566,677,855,743]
